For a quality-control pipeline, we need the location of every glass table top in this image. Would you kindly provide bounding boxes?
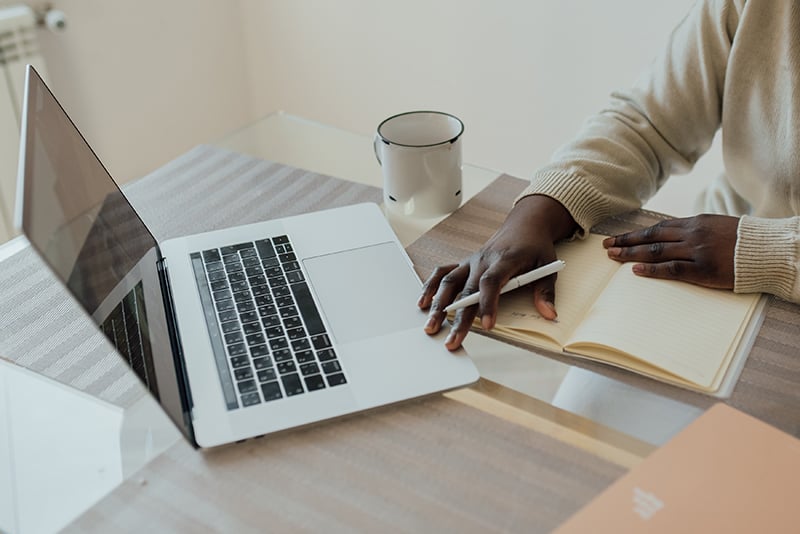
[0,111,704,533]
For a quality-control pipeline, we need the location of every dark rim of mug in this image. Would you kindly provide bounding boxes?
[376,110,464,147]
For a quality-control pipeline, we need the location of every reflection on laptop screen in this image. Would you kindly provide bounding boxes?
[17,67,167,403]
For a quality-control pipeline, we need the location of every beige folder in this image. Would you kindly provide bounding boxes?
[555,403,800,533]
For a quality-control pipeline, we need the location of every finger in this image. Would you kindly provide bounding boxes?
[475,261,520,330]
[606,241,694,263]
[603,221,687,248]
[632,260,734,289]
[631,260,696,283]
[424,264,469,335]
[445,303,480,351]
[532,275,558,320]
[418,263,458,309]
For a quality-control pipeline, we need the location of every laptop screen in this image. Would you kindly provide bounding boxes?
[16,66,191,440]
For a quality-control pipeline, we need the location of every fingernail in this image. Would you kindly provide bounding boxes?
[424,315,437,332]
[632,264,645,274]
[607,247,621,256]
[545,301,557,317]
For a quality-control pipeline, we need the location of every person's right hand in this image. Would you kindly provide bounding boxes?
[417,194,578,350]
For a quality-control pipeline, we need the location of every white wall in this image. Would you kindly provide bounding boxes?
[1,0,253,183]
[241,0,719,215]
[2,0,719,215]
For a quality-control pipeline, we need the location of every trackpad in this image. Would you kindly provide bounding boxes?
[302,242,425,344]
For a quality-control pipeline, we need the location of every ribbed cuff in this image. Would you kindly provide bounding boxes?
[735,216,800,301]
[514,169,610,238]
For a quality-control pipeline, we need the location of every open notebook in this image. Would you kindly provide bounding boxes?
[555,403,800,533]
[480,234,766,396]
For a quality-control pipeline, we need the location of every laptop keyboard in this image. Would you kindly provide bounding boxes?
[190,235,347,410]
[100,281,159,396]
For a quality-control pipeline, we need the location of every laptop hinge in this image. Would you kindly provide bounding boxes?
[157,256,198,448]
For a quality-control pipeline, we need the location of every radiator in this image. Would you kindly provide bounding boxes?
[0,4,48,242]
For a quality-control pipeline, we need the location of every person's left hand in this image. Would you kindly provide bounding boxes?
[602,214,740,289]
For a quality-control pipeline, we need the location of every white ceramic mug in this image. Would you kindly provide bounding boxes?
[374,111,464,217]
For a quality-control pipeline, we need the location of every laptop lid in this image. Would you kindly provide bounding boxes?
[15,65,193,441]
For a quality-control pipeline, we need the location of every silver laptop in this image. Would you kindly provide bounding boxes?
[15,65,478,448]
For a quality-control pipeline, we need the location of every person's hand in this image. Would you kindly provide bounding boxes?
[603,214,740,289]
[417,195,578,351]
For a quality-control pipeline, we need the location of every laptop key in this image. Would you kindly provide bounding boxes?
[233,291,252,303]
[210,280,229,291]
[241,392,261,407]
[221,321,240,334]
[230,355,250,368]
[321,360,341,374]
[250,344,269,358]
[246,333,265,346]
[257,368,277,383]
[286,270,304,284]
[287,327,307,341]
[291,337,310,351]
[277,361,296,375]
[311,334,331,350]
[218,309,237,323]
[317,348,337,362]
[269,337,288,350]
[208,270,227,282]
[326,373,347,387]
[202,249,221,262]
[227,343,247,356]
[304,374,326,391]
[272,285,291,298]
[300,362,320,376]
[212,289,232,302]
[234,367,253,381]
[281,373,304,396]
[273,349,292,363]
[253,357,273,370]
[261,381,283,401]
[239,311,257,323]
[295,350,315,364]
[292,282,325,336]
[251,284,270,296]
[255,239,276,259]
[242,322,261,335]
[224,331,243,344]
[237,379,257,394]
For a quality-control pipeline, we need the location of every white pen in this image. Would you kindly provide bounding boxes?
[443,259,566,313]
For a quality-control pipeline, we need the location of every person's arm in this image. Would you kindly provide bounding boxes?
[420,0,744,349]
[520,0,740,235]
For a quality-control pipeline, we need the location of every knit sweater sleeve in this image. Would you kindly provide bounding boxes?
[518,0,740,236]
[735,216,800,302]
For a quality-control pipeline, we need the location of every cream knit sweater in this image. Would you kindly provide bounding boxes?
[521,0,800,303]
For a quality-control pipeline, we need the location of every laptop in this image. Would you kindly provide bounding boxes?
[14,65,479,449]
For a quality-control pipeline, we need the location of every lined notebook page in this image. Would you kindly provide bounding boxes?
[566,267,760,389]
[491,234,619,349]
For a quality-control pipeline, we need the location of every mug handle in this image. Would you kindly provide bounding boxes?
[373,134,386,165]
